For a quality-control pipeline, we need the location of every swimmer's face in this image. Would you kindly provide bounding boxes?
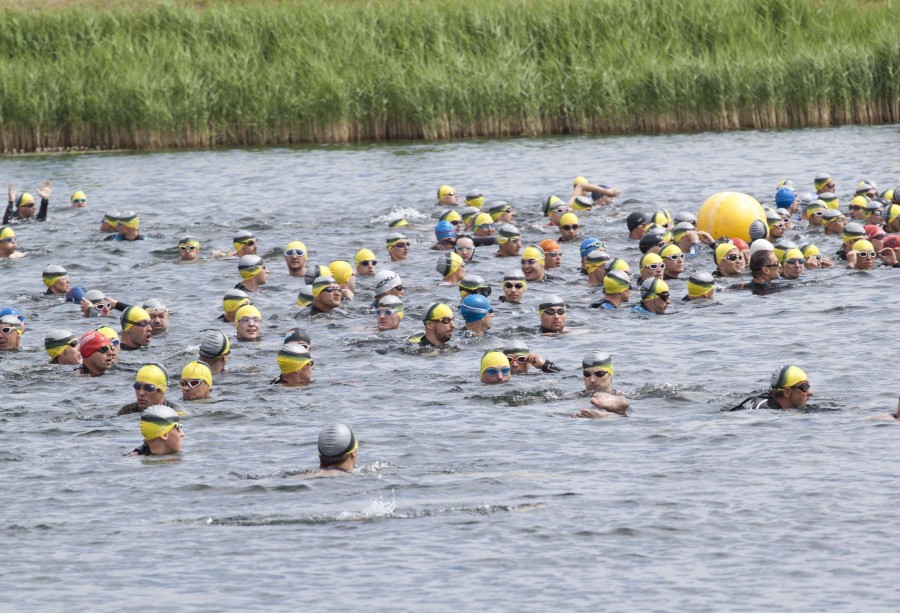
[100,220,117,233]
[426,316,455,344]
[159,425,183,454]
[540,306,566,332]
[0,324,22,351]
[498,237,521,257]
[0,235,17,256]
[236,240,257,256]
[315,285,343,310]
[134,381,165,409]
[618,288,631,303]
[663,253,684,276]
[544,250,562,269]
[647,291,670,315]
[782,256,805,280]
[583,368,612,392]
[148,310,169,334]
[454,239,475,261]
[236,315,262,341]
[357,259,377,277]
[376,306,402,331]
[521,258,544,281]
[181,379,211,401]
[58,343,82,365]
[785,380,814,408]
[824,218,846,235]
[388,240,409,262]
[502,280,525,303]
[641,263,664,281]
[481,364,511,385]
[84,346,114,373]
[559,223,580,242]
[284,251,307,272]
[768,222,786,238]
[125,319,152,347]
[854,250,876,270]
[256,266,269,286]
[440,190,459,206]
[496,209,515,224]
[505,353,529,375]
[719,249,744,276]
[50,276,71,294]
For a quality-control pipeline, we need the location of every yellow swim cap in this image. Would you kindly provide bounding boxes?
[885,203,900,223]
[440,210,462,224]
[16,193,34,208]
[136,363,168,393]
[659,244,683,259]
[473,212,493,230]
[603,270,631,294]
[140,405,181,441]
[354,248,376,265]
[521,245,545,263]
[276,343,312,374]
[424,302,453,323]
[97,325,120,343]
[118,212,140,229]
[559,212,579,226]
[714,243,738,265]
[327,260,353,285]
[640,252,664,268]
[782,248,804,263]
[771,365,808,390]
[234,304,262,327]
[438,185,455,200]
[686,273,716,298]
[179,237,200,248]
[585,251,611,273]
[121,306,150,331]
[70,191,87,203]
[480,350,510,374]
[44,330,77,359]
[814,175,831,190]
[573,176,588,187]
[312,275,338,298]
[465,191,484,209]
[605,258,631,273]
[42,265,67,288]
[0,225,14,239]
[852,239,874,252]
[642,279,669,300]
[285,240,307,254]
[850,195,868,208]
[800,243,820,258]
[650,210,672,227]
[436,252,464,277]
[181,361,213,388]
[389,217,408,228]
[223,293,250,315]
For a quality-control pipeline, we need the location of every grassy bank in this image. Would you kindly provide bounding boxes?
[0,0,898,151]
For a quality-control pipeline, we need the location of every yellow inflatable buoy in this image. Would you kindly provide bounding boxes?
[696,192,766,242]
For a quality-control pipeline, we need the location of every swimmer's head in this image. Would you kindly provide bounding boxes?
[136,363,169,393]
[199,329,231,359]
[465,190,484,209]
[770,365,808,391]
[686,271,716,298]
[459,294,493,323]
[318,423,358,464]
[603,269,631,294]
[582,351,614,375]
[181,361,213,388]
[520,245,545,264]
[327,260,354,285]
[238,255,266,279]
[44,329,77,359]
[140,405,182,441]
[121,306,151,331]
[354,248,376,266]
[223,289,250,315]
[42,264,68,288]
[585,250,612,273]
[435,252,464,277]
[580,237,604,259]
[276,343,312,374]
[232,230,256,252]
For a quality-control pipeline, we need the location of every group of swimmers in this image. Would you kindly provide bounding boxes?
[2,172,899,462]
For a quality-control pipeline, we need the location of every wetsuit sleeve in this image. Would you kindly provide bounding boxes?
[37,198,49,222]
[112,301,131,312]
[541,360,561,373]
[2,200,11,225]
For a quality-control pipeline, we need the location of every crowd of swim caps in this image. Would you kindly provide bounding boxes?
[1,172,899,454]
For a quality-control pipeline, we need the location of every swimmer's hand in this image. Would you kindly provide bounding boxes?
[590,391,630,416]
[573,408,616,419]
[819,255,834,268]
[37,179,52,200]
[7,183,13,202]
[880,248,898,267]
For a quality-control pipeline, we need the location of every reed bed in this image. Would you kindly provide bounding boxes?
[0,0,898,151]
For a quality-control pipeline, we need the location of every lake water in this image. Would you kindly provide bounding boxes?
[1,126,898,611]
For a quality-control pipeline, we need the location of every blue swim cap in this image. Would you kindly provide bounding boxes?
[775,187,796,209]
[435,220,456,241]
[66,285,87,303]
[459,294,493,323]
[580,237,604,258]
[0,306,24,322]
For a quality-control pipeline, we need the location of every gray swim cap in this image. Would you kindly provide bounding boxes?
[538,295,565,311]
[284,328,311,345]
[304,263,328,285]
[373,270,402,294]
[673,211,697,225]
[377,295,403,308]
[673,221,696,232]
[224,288,250,302]
[497,224,520,240]
[688,271,715,285]
[296,285,314,306]
[43,264,67,276]
[501,339,529,355]
[748,219,768,241]
[233,229,255,242]
[238,255,264,271]
[318,423,358,461]
[748,239,774,256]
[503,269,526,282]
[83,289,106,303]
[44,329,76,350]
[199,329,230,358]
[583,351,613,370]
[143,298,167,313]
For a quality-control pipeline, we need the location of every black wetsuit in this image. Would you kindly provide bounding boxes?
[117,399,177,416]
[729,394,781,411]
[3,197,48,224]
[130,443,152,456]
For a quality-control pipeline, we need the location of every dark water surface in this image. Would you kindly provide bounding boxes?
[1,126,899,611]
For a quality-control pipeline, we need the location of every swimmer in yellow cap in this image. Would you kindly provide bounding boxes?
[590,270,631,310]
[271,343,314,387]
[495,224,522,258]
[780,248,806,280]
[568,176,621,207]
[70,191,87,209]
[234,304,263,341]
[572,351,630,418]
[682,272,716,301]
[584,250,611,287]
[232,230,258,257]
[557,212,580,243]
[520,245,546,282]
[632,279,670,315]
[299,276,344,317]
[798,243,833,270]
[178,236,200,262]
[814,173,835,195]
[846,239,878,270]
[106,210,143,241]
[730,365,813,411]
[45,330,81,365]
[480,351,511,385]
[713,242,744,278]
[847,195,868,221]
[436,252,466,286]
[236,255,269,293]
[638,252,665,284]
[283,240,308,278]
[437,185,460,206]
[472,212,496,241]
[488,201,515,224]
[96,325,121,365]
[118,363,177,415]
[355,248,377,277]
[659,244,685,280]
[128,405,183,457]
[386,233,410,263]
[328,260,356,301]
[179,361,212,401]
[219,289,250,323]
[407,302,455,349]
[120,306,153,350]
[500,270,527,304]
[4,180,51,224]
[42,264,70,295]
[0,225,23,259]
